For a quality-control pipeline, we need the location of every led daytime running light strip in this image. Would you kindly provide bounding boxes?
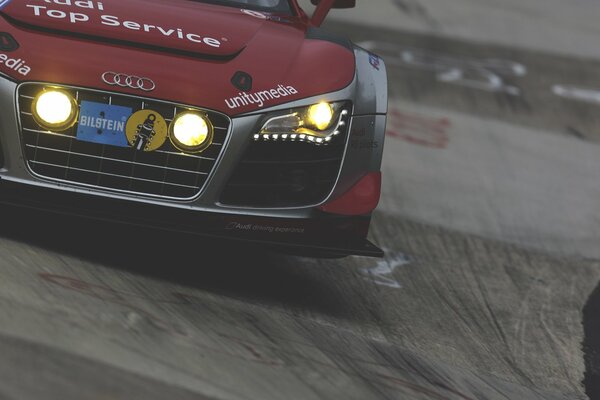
[254,109,349,145]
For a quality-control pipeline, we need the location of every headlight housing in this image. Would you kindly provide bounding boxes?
[169,111,214,153]
[31,89,79,131]
[255,101,350,145]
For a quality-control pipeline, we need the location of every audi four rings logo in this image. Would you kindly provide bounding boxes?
[102,72,156,92]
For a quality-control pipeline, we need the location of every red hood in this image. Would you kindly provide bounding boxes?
[0,0,356,115]
[1,0,273,57]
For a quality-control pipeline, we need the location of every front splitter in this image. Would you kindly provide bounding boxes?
[0,180,383,258]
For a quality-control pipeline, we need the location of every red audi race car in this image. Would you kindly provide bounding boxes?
[0,0,387,258]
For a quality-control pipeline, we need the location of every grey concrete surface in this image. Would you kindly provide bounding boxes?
[0,209,595,399]
[298,0,600,60]
[0,333,212,400]
[2,4,600,400]
[380,99,600,259]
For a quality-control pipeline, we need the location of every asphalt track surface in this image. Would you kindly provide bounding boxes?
[2,5,600,400]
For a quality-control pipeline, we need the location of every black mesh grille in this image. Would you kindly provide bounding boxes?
[220,105,351,208]
[17,83,230,200]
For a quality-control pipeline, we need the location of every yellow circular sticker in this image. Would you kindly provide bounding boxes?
[125,110,168,152]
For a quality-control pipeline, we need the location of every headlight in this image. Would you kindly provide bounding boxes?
[306,102,334,131]
[31,89,78,131]
[255,101,350,145]
[169,111,214,153]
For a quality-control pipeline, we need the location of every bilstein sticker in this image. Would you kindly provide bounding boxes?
[77,101,131,147]
[225,84,299,109]
[25,1,224,48]
[125,110,168,152]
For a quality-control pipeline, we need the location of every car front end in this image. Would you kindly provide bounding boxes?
[0,0,387,257]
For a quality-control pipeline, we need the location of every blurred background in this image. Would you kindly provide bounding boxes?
[300,0,600,58]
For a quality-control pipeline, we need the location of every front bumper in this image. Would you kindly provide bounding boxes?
[0,180,383,258]
[0,75,385,258]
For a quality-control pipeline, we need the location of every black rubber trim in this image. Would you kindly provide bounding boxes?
[0,13,242,61]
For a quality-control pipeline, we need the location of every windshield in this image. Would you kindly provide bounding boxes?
[187,0,293,14]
